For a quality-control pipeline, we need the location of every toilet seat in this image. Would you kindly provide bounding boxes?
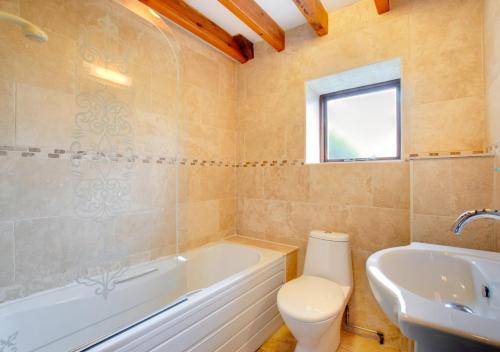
[277,275,345,323]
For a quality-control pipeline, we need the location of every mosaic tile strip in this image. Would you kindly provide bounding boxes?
[487,142,500,154]
[0,146,311,168]
[406,150,492,160]
[0,145,179,165]
[3,145,494,165]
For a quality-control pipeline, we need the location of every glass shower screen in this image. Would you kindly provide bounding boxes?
[0,1,182,351]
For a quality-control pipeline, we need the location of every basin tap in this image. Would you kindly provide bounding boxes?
[451,209,500,234]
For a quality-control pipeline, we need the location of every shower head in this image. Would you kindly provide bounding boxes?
[0,11,48,43]
[22,22,48,42]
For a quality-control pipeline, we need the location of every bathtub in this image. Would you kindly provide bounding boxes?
[0,241,285,352]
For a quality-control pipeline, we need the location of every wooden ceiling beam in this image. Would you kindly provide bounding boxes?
[139,0,253,63]
[218,0,285,52]
[374,0,390,14]
[291,0,328,36]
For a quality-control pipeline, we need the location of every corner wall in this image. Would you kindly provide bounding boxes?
[235,0,489,349]
[485,0,500,252]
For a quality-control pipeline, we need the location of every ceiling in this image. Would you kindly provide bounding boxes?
[184,0,360,43]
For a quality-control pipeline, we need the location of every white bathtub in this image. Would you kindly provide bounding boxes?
[0,241,285,352]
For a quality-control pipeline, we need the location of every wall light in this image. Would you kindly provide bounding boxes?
[85,63,132,87]
[148,8,161,19]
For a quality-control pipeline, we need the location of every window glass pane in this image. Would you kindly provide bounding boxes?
[326,87,398,160]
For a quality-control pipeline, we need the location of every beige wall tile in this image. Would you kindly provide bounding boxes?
[371,162,410,209]
[349,248,406,349]
[14,158,73,220]
[150,208,177,257]
[265,200,293,238]
[285,123,305,160]
[115,211,155,255]
[219,197,236,237]
[300,16,410,81]
[237,198,267,238]
[263,167,309,202]
[484,1,499,255]
[130,163,175,210]
[179,121,220,161]
[485,0,500,91]
[0,30,17,82]
[237,167,264,199]
[0,222,14,287]
[243,126,287,161]
[202,167,235,201]
[178,166,203,203]
[179,200,221,249]
[0,0,19,14]
[134,111,177,156]
[289,201,349,240]
[308,164,373,206]
[412,159,453,216]
[15,28,77,94]
[218,59,237,100]
[412,213,496,251]
[413,157,494,217]
[14,216,112,290]
[19,0,113,42]
[16,83,76,148]
[182,47,220,93]
[409,0,483,56]
[487,75,500,145]
[0,79,15,146]
[0,157,16,222]
[450,158,494,213]
[407,46,484,106]
[348,206,410,252]
[408,97,486,153]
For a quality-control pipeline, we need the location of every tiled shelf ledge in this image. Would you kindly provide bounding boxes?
[406,152,494,161]
[224,235,298,282]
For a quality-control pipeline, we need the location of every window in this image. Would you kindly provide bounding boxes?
[319,79,401,162]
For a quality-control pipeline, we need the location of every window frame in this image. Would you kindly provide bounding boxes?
[319,79,401,163]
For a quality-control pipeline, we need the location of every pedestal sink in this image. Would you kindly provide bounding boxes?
[366,243,500,352]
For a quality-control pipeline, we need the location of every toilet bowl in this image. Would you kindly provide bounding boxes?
[277,231,352,352]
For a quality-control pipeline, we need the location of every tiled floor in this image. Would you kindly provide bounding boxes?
[258,325,401,352]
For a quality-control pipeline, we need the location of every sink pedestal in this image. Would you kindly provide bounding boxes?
[402,321,500,352]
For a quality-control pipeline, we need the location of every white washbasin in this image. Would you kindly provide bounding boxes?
[367,243,500,352]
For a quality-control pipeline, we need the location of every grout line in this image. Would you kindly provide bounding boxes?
[409,159,414,243]
[12,221,16,284]
[13,80,17,147]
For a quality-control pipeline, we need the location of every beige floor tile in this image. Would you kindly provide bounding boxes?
[258,325,402,352]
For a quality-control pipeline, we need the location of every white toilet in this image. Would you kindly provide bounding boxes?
[277,231,353,352]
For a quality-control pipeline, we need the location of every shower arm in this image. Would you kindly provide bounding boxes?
[0,11,48,42]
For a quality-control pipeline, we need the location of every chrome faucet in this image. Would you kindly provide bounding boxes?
[451,209,500,234]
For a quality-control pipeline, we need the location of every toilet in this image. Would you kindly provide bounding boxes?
[277,230,353,352]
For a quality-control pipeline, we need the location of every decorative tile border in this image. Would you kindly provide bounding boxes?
[4,145,495,165]
[405,150,491,160]
[239,159,305,167]
[0,145,310,168]
[487,142,500,154]
[0,145,178,165]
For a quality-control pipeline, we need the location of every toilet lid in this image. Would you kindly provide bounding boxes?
[277,275,345,323]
